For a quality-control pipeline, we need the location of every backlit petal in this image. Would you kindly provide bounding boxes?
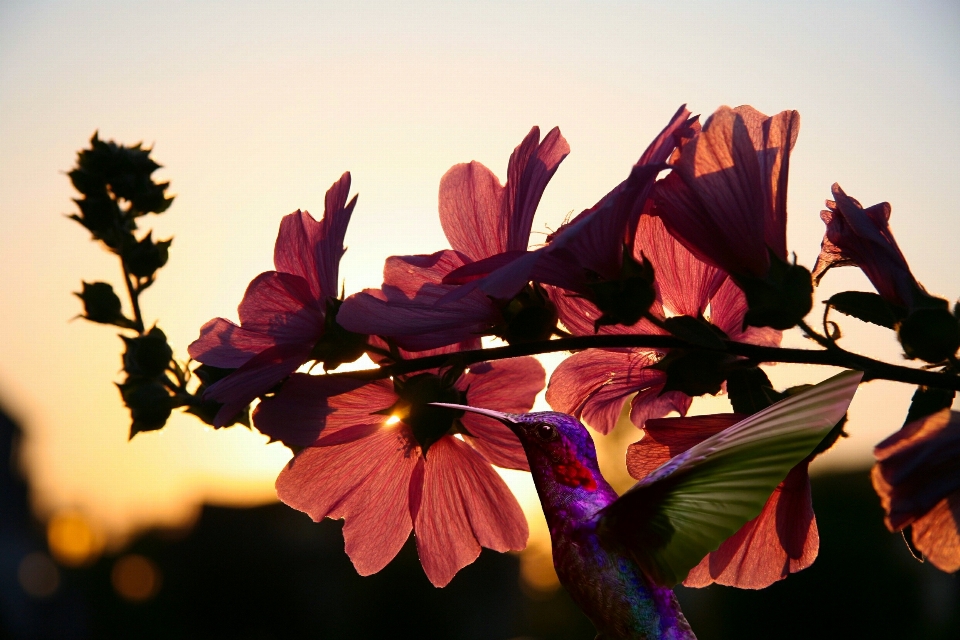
[276,427,417,576]
[415,437,528,587]
[683,462,818,589]
[547,349,666,434]
[459,357,545,470]
[253,374,394,446]
[187,318,277,368]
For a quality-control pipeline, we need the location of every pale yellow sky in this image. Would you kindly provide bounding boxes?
[1,0,958,545]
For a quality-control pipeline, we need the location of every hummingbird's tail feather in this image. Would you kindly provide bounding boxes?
[597,370,862,588]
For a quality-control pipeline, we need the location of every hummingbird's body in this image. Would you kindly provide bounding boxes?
[435,370,861,639]
[524,412,695,639]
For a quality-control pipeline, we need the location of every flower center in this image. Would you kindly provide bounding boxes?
[389,373,467,456]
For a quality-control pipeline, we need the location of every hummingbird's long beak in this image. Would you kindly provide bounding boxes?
[429,403,520,432]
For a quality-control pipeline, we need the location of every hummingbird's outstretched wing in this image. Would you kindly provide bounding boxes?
[597,370,862,587]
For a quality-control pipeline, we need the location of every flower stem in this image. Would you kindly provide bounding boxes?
[327,333,960,391]
[121,261,145,334]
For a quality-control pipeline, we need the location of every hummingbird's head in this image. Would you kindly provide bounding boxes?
[430,404,602,492]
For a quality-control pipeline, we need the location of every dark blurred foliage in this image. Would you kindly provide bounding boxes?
[1,403,958,639]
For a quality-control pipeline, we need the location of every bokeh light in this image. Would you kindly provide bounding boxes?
[47,510,105,567]
[111,553,162,602]
[17,551,60,599]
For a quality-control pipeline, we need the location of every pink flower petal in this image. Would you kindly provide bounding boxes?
[811,184,923,309]
[204,342,312,427]
[911,494,960,573]
[254,375,395,446]
[873,409,960,531]
[458,357,545,471]
[439,160,506,260]
[627,414,741,480]
[441,250,529,285]
[415,437,528,587]
[273,173,357,299]
[276,426,418,576]
[683,462,818,589]
[338,283,500,351]
[236,271,325,342]
[636,214,724,318]
[655,106,798,279]
[439,127,569,263]
[546,349,666,434]
[709,277,782,346]
[732,106,798,260]
[505,126,570,252]
[383,250,468,295]
[628,388,691,431]
[187,318,279,368]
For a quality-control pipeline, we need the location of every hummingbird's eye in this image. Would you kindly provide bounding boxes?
[533,422,557,441]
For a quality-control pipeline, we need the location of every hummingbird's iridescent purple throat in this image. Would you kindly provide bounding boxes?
[435,370,861,639]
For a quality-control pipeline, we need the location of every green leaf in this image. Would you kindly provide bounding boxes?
[662,315,727,350]
[826,291,904,329]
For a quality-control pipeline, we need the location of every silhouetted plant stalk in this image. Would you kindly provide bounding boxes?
[325,333,960,390]
[68,133,249,436]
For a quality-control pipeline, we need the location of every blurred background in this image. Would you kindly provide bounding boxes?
[1,1,958,637]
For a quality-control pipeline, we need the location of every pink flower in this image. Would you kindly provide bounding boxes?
[812,183,926,310]
[872,409,960,573]
[187,173,361,426]
[653,105,799,279]
[627,414,818,588]
[337,127,569,351]
[544,214,781,434]
[440,106,697,305]
[254,355,546,586]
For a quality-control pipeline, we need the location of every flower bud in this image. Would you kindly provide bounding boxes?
[121,327,172,377]
[74,281,134,328]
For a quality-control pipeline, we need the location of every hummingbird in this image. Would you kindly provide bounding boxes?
[434,370,861,639]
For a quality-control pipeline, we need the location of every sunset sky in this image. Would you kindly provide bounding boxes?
[1,0,959,557]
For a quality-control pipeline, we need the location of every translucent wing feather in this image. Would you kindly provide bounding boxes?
[598,370,862,587]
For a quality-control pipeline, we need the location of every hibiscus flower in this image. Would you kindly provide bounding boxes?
[653,105,798,279]
[253,355,546,587]
[439,105,697,317]
[337,127,569,350]
[545,214,781,434]
[187,173,364,426]
[627,413,818,588]
[811,183,928,310]
[872,409,960,573]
